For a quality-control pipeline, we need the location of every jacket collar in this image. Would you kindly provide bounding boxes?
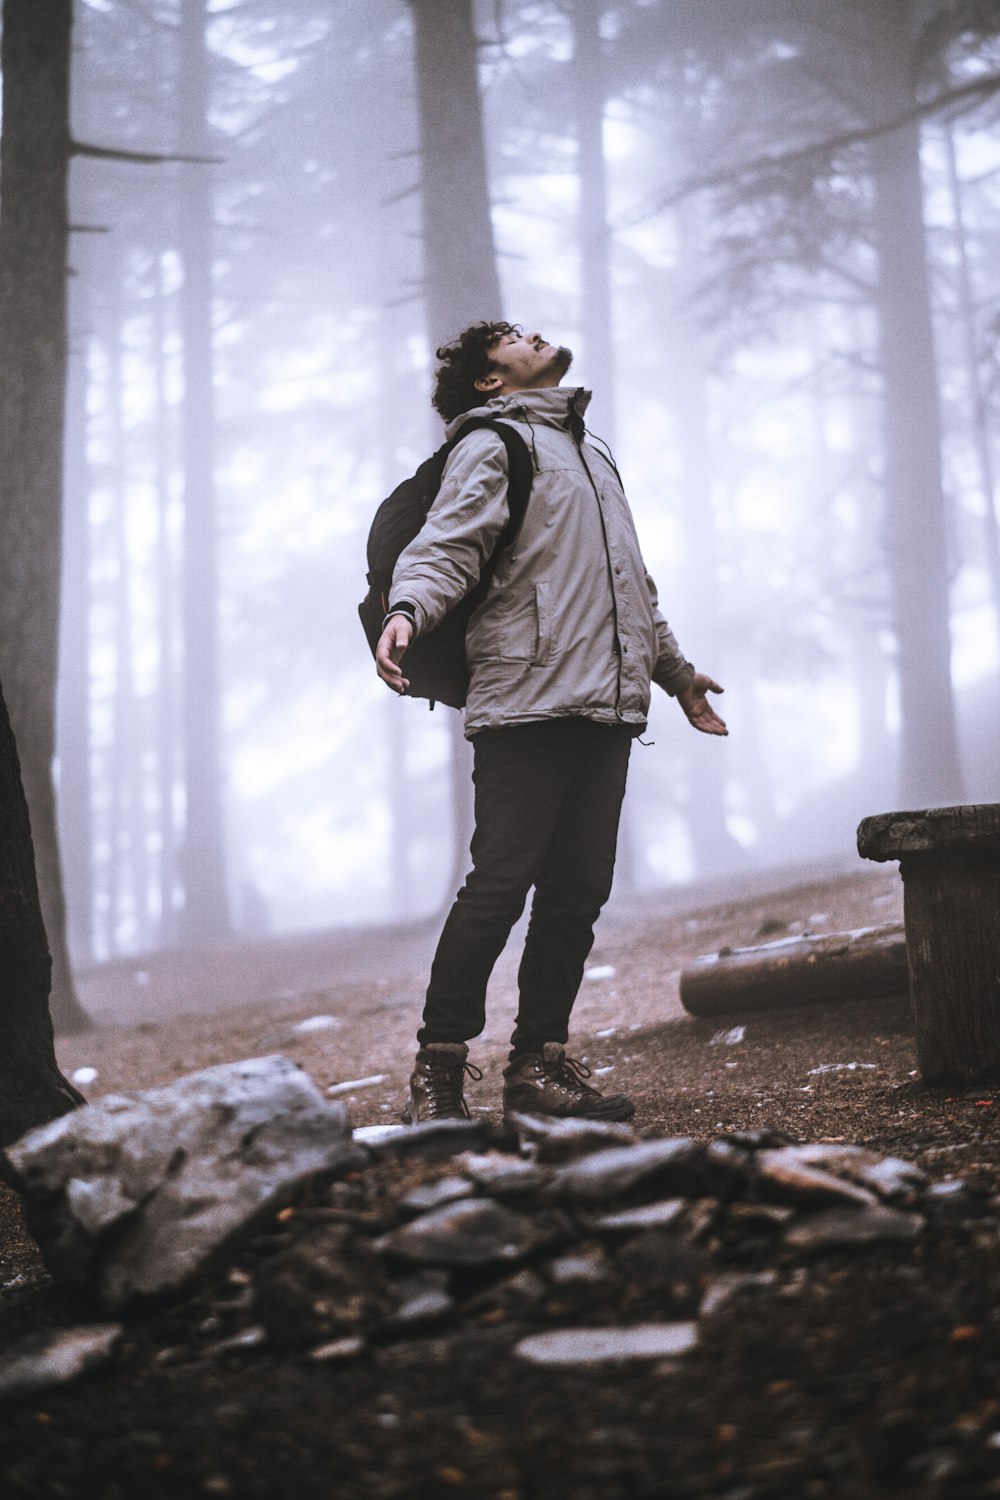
[445,385,592,441]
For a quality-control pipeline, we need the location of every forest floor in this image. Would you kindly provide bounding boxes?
[3,857,1000,1499]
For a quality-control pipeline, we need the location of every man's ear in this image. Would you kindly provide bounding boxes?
[474,371,503,393]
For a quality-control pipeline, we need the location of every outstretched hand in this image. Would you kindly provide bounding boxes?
[676,672,728,736]
[375,615,413,695]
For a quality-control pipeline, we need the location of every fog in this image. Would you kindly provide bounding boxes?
[39,0,1000,966]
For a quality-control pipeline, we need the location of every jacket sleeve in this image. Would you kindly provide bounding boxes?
[389,430,511,636]
[645,569,695,697]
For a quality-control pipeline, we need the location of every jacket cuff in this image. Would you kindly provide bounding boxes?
[654,659,696,697]
[383,600,418,632]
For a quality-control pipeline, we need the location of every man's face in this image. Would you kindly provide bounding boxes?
[478,329,573,396]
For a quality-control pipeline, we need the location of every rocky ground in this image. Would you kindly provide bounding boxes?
[2,860,1000,1499]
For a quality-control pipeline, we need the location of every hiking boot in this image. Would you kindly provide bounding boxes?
[502,1042,635,1122]
[402,1042,482,1124]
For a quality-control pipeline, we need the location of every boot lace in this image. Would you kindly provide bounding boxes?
[425,1055,483,1118]
[545,1052,600,1099]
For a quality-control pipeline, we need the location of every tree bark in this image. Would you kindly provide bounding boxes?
[868,2,964,805]
[0,0,89,1031]
[0,678,84,1147]
[408,0,503,901]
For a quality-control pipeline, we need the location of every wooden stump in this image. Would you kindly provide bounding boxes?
[679,924,908,1018]
[857,804,1000,1084]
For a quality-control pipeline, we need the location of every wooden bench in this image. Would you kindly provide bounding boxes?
[857,804,1000,1084]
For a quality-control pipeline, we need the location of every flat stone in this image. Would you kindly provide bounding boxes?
[378,1197,556,1268]
[551,1138,707,1203]
[515,1322,699,1366]
[371,1118,507,1158]
[401,1177,474,1212]
[768,1144,924,1201]
[699,1271,778,1318]
[508,1114,637,1164]
[754,1148,879,1208]
[387,1282,454,1329]
[3,1056,363,1313]
[0,1324,123,1401]
[784,1204,923,1250]
[305,1336,365,1363]
[457,1151,549,1194]
[547,1250,613,1287]
[589,1199,689,1235]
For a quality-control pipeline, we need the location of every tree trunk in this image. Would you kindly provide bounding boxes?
[408,0,503,348]
[943,124,1000,689]
[408,0,503,902]
[58,235,96,965]
[176,0,231,944]
[0,0,89,1031]
[573,0,617,441]
[868,3,964,805]
[0,678,84,1147]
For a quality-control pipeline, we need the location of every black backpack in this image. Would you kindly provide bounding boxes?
[358,417,534,709]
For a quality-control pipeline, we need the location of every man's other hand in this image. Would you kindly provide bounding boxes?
[676,672,728,736]
[376,615,413,694]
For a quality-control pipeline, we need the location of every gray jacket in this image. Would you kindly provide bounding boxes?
[391,386,694,736]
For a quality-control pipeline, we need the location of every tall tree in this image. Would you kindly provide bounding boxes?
[176,0,231,943]
[614,0,997,806]
[0,0,89,1030]
[408,0,504,894]
[0,679,83,1146]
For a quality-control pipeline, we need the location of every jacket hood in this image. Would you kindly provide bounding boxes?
[444,385,592,442]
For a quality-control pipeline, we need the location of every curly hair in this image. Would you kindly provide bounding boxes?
[431,320,520,422]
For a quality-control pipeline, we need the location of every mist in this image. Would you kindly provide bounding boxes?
[25,0,1000,972]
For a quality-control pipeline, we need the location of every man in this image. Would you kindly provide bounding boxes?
[375,321,727,1124]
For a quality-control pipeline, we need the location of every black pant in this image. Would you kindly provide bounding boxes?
[418,717,633,1057]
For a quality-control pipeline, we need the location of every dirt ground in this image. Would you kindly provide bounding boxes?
[3,858,1000,1499]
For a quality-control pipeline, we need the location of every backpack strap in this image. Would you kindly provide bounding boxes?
[445,417,533,581]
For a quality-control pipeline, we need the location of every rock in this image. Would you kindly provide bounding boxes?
[305,1336,365,1363]
[385,1271,454,1329]
[371,1117,508,1158]
[547,1250,614,1287]
[508,1114,637,1164]
[254,1224,393,1351]
[457,1151,550,1194]
[699,1270,778,1317]
[515,1322,699,1366]
[400,1177,474,1212]
[3,1056,364,1313]
[925,1179,986,1221]
[754,1148,880,1208]
[550,1138,710,1203]
[764,1143,925,1201]
[783,1204,923,1250]
[589,1199,689,1236]
[378,1197,558,1268]
[0,1324,123,1401]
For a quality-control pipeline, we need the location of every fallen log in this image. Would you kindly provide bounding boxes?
[679,924,908,1018]
[857,803,1000,1084]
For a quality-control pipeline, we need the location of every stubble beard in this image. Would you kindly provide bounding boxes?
[550,345,573,379]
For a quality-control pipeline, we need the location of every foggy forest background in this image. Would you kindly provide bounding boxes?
[1,0,999,1025]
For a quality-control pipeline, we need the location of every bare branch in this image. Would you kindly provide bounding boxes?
[70,139,222,167]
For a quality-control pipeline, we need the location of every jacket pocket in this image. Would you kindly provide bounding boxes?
[470,584,546,664]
